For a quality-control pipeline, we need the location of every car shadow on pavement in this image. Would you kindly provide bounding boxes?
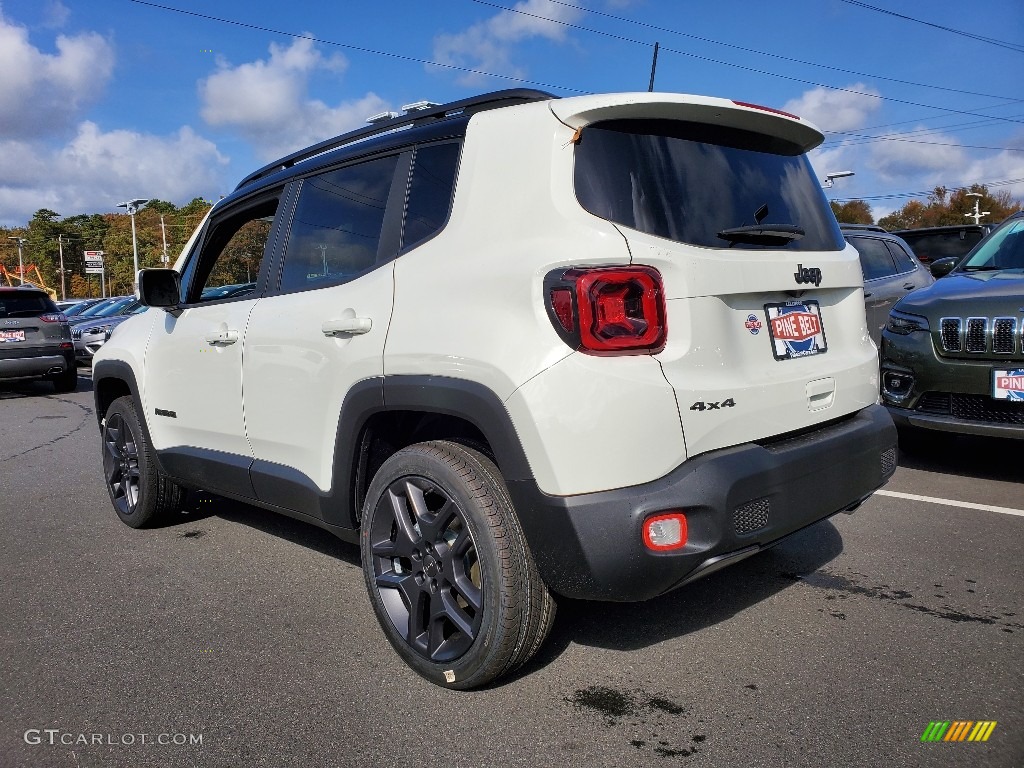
[513,519,845,680]
[897,433,1020,484]
[0,372,93,398]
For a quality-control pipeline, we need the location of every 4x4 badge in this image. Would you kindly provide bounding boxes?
[794,264,822,287]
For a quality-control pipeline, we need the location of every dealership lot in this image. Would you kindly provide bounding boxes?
[1,374,1021,768]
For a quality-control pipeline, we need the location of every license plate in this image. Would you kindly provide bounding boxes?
[992,369,1024,401]
[764,301,828,361]
[0,330,25,343]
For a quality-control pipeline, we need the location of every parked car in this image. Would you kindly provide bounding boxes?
[841,226,933,344]
[93,89,896,689]
[880,212,1024,444]
[68,296,134,326]
[0,286,77,391]
[72,301,146,363]
[891,224,996,264]
[62,298,105,317]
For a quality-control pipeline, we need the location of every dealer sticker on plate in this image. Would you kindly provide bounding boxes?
[992,369,1024,401]
[764,301,828,361]
[0,330,26,343]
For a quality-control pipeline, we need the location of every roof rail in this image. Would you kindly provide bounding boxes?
[235,88,556,191]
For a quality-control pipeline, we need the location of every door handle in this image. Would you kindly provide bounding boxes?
[902,283,916,291]
[322,317,372,336]
[864,291,873,298]
[204,329,238,346]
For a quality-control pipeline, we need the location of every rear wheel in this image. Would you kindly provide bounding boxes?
[51,365,77,393]
[102,396,184,528]
[360,440,555,689]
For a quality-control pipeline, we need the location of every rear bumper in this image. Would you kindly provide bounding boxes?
[509,404,896,601]
[0,351,74,381]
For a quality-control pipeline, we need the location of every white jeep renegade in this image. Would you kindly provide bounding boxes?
[94,89,896,689]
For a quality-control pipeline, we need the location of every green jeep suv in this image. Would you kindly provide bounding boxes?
[880,212,1023,441]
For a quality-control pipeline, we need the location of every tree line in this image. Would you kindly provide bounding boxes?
[830,184,1022,229]
[0,199,213,299]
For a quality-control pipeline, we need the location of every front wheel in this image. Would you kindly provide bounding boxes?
[360,440,555,689]
[102,395,184,528]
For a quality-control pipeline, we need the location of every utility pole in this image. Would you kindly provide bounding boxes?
[160,214,170,264]
[56,234,71,300]
[7,237,26,285]
[648,42,660,92]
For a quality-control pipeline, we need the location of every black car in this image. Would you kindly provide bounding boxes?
[891,224,996,265]
[0,287,77,392]
[880,212,1024,443]
[841,226,933,344]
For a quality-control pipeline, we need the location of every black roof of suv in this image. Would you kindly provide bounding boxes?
[0,286,77,392]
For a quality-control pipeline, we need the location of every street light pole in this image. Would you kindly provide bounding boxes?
[117,198,149,285]
[7,237,26,285]
[159,214,169,264]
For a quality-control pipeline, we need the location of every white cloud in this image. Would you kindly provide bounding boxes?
[0,122,227,226]
[782,84,882,133]
[42,1,70,28]
[432,0,585,84]
[0,10,114,139]
[199,37,386,161]
[866,129,967,182]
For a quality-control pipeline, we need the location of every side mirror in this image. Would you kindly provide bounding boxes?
[929,257,958,278]
[137,269,181,309]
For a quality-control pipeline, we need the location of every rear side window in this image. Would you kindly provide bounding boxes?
[847,236,897,280]
[900,231,984,262]
[402,142,460,250]
[575,119,844,251]
[887,241,917,273]
[0,294,58,318]
[280,154,401,292]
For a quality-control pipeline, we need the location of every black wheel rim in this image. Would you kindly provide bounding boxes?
[102,412,141,517]
[369,476,483,663]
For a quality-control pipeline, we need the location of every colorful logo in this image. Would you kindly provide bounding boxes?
[744,314,762,335]
[765,301,828,360]
[921,721,997,743]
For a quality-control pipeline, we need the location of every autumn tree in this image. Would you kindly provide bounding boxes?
[879,185,1022,230]
[830,200,874,224]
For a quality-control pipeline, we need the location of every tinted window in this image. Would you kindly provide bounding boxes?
[0,294,57,318]
[402,143,460,250]
[898,231,984,262]
[960,218,1024,271]
[574,119,844,251]
[886,241,917,273]
[281,154,400,292]
[848,236,897,280]
[183,197,278,303]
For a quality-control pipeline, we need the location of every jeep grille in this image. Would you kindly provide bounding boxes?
[939,316,1022,355]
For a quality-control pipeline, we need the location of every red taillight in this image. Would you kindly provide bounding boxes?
[642,512,688,551]
[545,266,666,355]
[40,313,67,323]
[732,100,800,120]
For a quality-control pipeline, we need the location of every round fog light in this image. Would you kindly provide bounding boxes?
[642,512,688,551]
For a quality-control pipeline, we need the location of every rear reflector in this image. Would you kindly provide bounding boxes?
[642,512,688,551]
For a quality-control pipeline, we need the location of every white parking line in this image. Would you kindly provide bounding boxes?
[876,490,1024,518]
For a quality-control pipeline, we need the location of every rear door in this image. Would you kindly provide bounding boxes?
[846,234,902,343]
[568,105,878,457]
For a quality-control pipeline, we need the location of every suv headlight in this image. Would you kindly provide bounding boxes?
[886,310,929,335]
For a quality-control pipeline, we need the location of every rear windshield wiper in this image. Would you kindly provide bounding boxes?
[716,224,805,246]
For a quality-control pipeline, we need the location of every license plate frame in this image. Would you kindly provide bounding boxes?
[992,368,1024,401]
[764,301,828,361]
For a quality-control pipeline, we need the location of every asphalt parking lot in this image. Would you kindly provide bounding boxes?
[1,371,1021,768]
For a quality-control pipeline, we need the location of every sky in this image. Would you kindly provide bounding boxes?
[1,0,1022,227]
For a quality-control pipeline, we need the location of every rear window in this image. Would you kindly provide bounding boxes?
[574,119,844,251]
[0,293,58,318]
[897,231,985,263]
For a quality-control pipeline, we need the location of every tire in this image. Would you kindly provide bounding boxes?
[360,440,555,689]
[101,395,184,528]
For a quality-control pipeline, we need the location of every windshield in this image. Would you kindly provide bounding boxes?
[958,218,1024,271]
[574,119,844,251]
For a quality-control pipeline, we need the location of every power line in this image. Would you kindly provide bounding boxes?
[529,0,1012,100]
[824,101,1024,137]
[126,0,588,94]
[838,0,1024,54]
[833,177,1024,202]
[471,0,1024,126]
[823,132,1024,152]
